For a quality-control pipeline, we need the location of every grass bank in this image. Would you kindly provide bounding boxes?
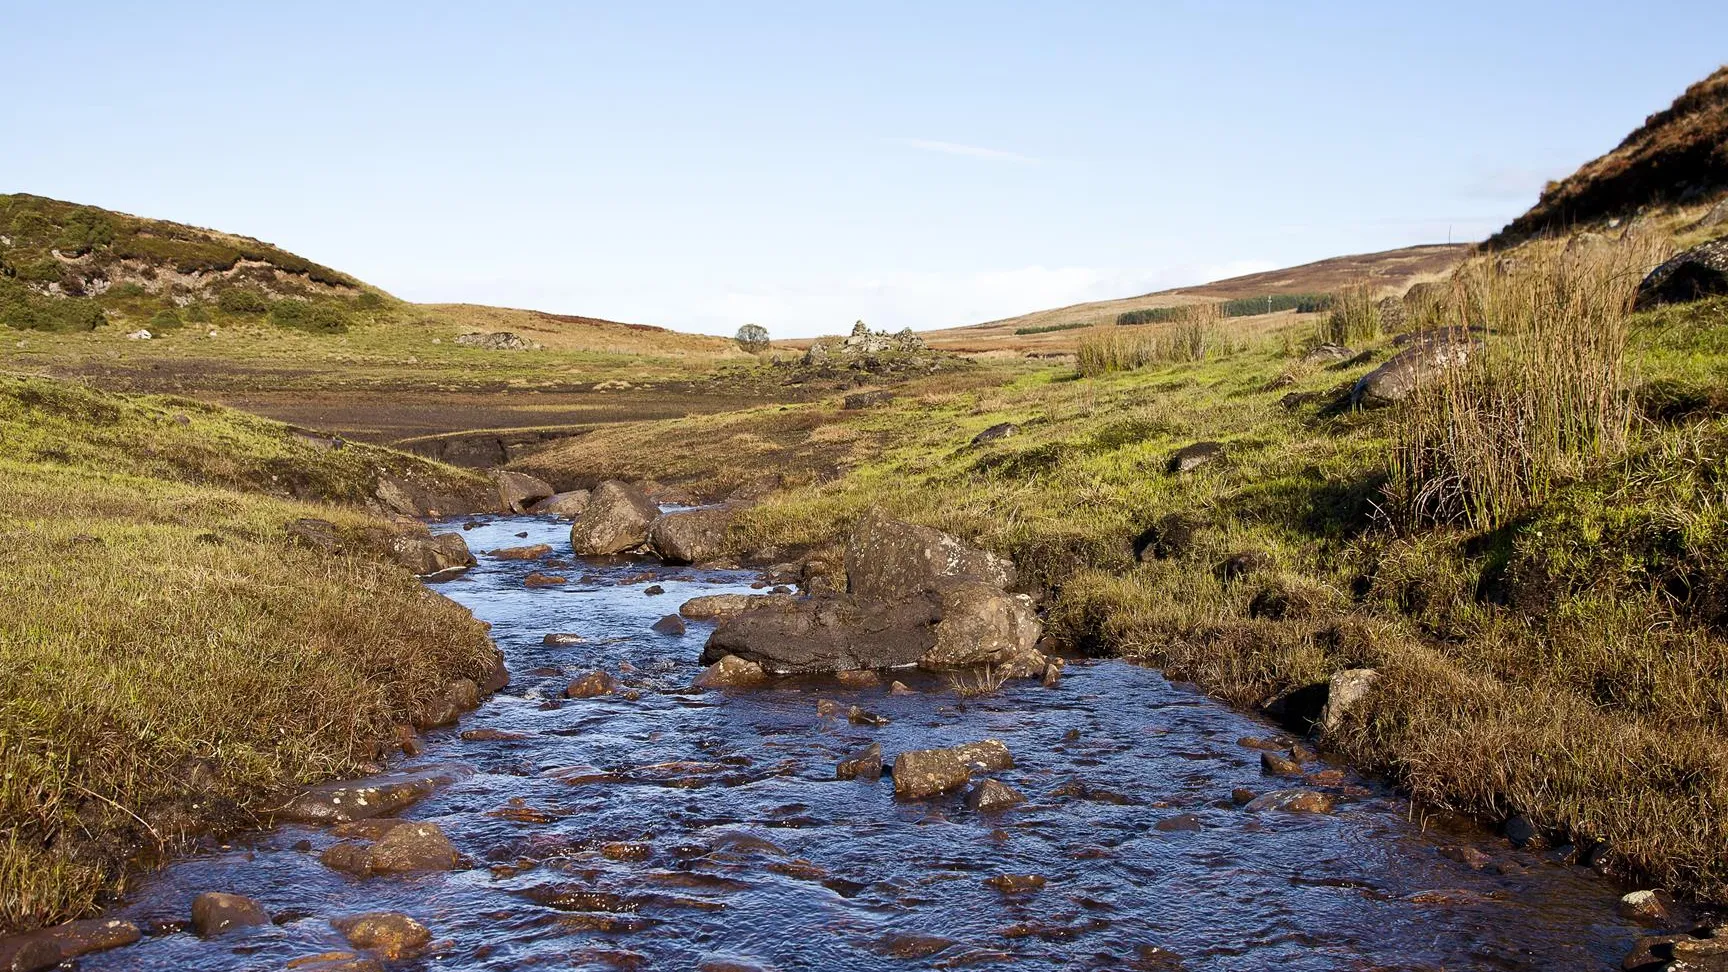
[0,376,500,935]
[519,239,1728,902]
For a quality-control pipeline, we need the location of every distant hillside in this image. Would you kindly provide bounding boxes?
[916,243,1469,354]
[1488,65,1728,246]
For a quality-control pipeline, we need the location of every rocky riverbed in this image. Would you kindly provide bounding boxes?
[54,516,1670,970]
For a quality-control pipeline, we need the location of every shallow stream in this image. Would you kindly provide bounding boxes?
[85,515,1651,970]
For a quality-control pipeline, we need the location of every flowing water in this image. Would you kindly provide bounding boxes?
[83,515,1651,970]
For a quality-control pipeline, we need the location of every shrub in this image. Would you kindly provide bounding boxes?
[1321,282,1382,345]
[0,280,105,332]
[217,288,269,313]
[149,308,182,332]
[269,299,348,333]
[1078,304,1225,376]
[1077,330,1157,376]
[353,291,385,310]
[735,323,770,354]
[107,282,148,299]
[1386,234,1672,529]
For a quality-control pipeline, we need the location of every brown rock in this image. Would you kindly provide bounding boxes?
[275,766,470,824]
[1244,789,1336,813]
[951,740,1014,771]
[494,543,552,560]
[1155,813,1203,832]
[1635,236,1728,309]
[524,571,568,587]
[893,747,972,799]
[570,480,660,555]
[694,654,767,689]
[921,580,1045,676]
[1260,751,1303,777]
[836,743,883,780]
[964,779,1026,811]
[191,892,269,937]
[701,593,937,674]
[847,705,889,727]
[565,671,618,698]
[1167,441,1224,474]
[679,594,762,620]
[331,822,462,875]
[287,951,386,972]
[1618,889,1672,924]
[651,614,687,635]
[889,680,915,695]
[983,874,1045,894]
[332,912,432,960]
[0,919,141,971]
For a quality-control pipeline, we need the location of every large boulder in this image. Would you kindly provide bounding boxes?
[701,594,939,674]
[649,507,734,564]
[374,474,486,518]
[844,508,1015,602]
[388,533,474,576]
[923,580,1044,676]
[494,471,555,513]
[570,481,660,555]
[1634,237,1728,309]
[191,892,269,937]
[1351,330,1479,407]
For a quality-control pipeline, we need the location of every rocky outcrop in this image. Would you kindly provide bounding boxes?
[494,471,555,513]
[1352,330,1479,407]
[1634,236,1728,309]
[570,481,660,555]
[389,533,474,576]
[454,331,535,350]
[844,508,1015,602]
[803,321,928,364]
[1320,668,1380,735]
[373,474,487,519]
[527,490,591,518]
[649,507,734,564]
[923,581,1044,675]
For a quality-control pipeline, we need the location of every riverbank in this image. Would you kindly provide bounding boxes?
[514,241,1728,904]
[0,375,504,935]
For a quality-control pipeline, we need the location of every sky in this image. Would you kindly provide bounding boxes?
[4,2,1726,338]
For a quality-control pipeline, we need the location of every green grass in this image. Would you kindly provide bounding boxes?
[520,274,1728,903]
[0,375,499,935]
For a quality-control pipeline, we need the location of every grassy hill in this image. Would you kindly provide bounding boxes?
[913,243,1469,355]
[1489,65,1728,246]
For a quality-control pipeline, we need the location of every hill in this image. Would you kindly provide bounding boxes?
[1489,65,1728,246]
[912,243,1469,354]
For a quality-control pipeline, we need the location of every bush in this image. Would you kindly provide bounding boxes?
[217,288,269,313]
[107,282,148,299]
[149,308,182,332]
[353,291,385,310]
[0,280,105,332]
[269,299,348,333]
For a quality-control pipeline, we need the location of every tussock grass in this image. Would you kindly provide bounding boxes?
[1077,304,1227,376]
[0,376,497,935]
[1321,280,1382,346]
[1388,234,1672,528]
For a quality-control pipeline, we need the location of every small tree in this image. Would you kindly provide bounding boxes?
[735,323,770,354]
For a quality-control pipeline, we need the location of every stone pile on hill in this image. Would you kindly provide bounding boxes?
[454,331,537,350]
[700,509,1046,680]
[802,321,929,365]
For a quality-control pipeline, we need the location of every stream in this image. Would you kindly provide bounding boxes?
[82,514,1652,970]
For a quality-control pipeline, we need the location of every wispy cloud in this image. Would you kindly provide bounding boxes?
[892,138,1040,164]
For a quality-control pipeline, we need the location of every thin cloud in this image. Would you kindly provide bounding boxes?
[893,138,1040,164]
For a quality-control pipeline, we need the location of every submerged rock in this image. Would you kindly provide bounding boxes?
[1618,889,1672,924]
[191,892,269,937]
[570,481,660,555]
[1244,789,1336,814]
[651,614,687,635]
[566,671,618,698]
[694,654,767,688]
[321,822,462,876]
[892,740,1014,800]
[332,912,432,960]
[0,919,141,971]
[274,765,471,824]
[493,543,552,560]
[701,593,938,674]
[964,779,1026,812]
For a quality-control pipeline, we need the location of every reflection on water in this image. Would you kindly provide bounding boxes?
[86,516,1644,970]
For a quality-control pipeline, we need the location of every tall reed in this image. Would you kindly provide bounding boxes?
[1321,281,1383,346]
[1077,303,1224,376]
[1387,234,1672,529]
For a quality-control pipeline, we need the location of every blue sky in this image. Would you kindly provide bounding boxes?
[4,2,1725,337]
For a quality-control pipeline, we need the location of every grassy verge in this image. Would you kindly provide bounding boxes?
[0,376,499,935]
[518,241,1728,902]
